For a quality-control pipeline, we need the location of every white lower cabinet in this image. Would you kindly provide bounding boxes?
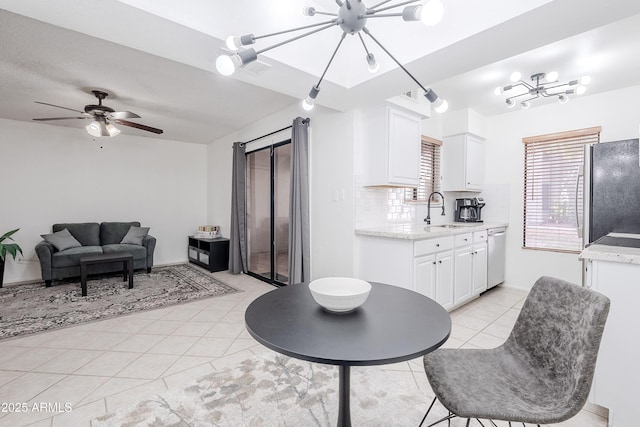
[587,259,640,427]
[451,232,488,308]
[472,242,488,294]
[358,229,490,312]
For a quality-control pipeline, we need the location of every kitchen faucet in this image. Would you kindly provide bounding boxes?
[424,192,445,224]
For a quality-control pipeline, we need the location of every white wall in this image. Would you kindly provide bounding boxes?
[485,85,640,289]
[207,103,356,281]
[0,118,207,284]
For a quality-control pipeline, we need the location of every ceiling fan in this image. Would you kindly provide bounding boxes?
[33,90,163,137]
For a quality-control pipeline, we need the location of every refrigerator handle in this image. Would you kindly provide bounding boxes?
[575,164,583,238]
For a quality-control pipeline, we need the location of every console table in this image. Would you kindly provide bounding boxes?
[188,236,229,272]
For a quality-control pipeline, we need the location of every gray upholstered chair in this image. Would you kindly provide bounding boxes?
[421,276,610,427]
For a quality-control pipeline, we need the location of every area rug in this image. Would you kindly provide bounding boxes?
[93,352,448,427]
[0,264,239,340]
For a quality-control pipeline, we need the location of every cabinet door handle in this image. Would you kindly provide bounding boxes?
[436,243,440,247]
[438,260,442,264]
[464,238,468,241]
[432,262,436,265]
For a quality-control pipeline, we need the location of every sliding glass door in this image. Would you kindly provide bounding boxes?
[246,141,291,285]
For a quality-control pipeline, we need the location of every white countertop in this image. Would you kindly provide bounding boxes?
[355,222,508,240]
[579,233,640,265]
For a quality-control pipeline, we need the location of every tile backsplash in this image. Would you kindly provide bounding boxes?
[354,175,510,228]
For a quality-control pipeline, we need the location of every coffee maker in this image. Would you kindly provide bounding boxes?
[455,198,485,223]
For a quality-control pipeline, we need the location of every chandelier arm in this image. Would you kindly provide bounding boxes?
[253,19,338,41]
[313,11,338,16]
[357,32,371,55]
[540,82,574,91]
[314,32,348,88]
[506,92,537,102]
[362,13,405,18]
[368,0,422,14]
[255,22,339,55]
[362,27,429,94]
[369,0,394,10]
[512,81,535,91]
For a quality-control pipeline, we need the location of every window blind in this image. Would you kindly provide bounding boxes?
[407,136,442,202]
[522,126,601,252]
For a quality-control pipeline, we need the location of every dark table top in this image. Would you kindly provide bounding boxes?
[80,252,133,263]
[245,282,451,366]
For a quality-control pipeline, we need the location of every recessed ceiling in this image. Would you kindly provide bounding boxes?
[1,0,640,143]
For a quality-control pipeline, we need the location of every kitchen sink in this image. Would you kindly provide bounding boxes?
[438,224,465,228]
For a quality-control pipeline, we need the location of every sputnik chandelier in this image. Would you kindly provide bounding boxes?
[216,0,448,113]
[495,71,592,109]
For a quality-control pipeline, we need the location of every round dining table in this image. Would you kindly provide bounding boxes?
[245,281,451,427]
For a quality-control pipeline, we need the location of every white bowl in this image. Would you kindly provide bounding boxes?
[308,277,372,313]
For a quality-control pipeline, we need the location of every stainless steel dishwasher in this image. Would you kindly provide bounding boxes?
[487,227,506,289]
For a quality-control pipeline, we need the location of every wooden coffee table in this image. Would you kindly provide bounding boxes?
[79,253,134,296]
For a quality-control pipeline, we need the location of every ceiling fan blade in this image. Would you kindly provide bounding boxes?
[33,117,90,121]
[108,111,141,120]
[34,101,87,115]
[113,119,164,134]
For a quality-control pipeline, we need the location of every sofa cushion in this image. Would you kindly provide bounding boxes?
[51,246,104,268]
[100,222,141,245]
[53,223,100,246]
[102,244,147,260]
[41,228,82,252]
[120,226,150,245]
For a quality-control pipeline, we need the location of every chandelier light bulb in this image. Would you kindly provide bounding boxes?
[366,53,379,73]
[506,99,515,108]
[216,54,237,76]
[545,71,559,82]
[433,98,448,113]
[510,71,522,83]
[576,85,587,95]
[301,5,316,16]
[494,86,503,96]
[558,94,569,104]
[302,96,315,111]
[225,36,241,51]
[521,101,531,110]
[421,0,444,26]
[580,75,592,85]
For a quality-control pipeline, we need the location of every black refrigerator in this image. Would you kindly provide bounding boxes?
[586,138,640,245]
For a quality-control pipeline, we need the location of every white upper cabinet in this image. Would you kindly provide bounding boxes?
[361,105,421,187]
[442,133,485,192]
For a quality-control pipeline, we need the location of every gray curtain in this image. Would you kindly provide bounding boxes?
[229,142,247,274]
[288,117,311,284]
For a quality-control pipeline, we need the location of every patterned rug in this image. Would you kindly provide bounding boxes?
[0,264,239,340]
[92,352,447,427]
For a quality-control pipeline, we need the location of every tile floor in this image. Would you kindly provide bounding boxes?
[0,268,607,427]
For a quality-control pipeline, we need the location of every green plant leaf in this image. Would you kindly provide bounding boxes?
[0,228,19,243]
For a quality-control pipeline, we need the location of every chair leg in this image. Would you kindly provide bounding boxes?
[476,419,486,427]
[465,419,471,427]
[419,397,437,427]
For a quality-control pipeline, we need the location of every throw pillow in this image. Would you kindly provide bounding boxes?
[41,228,82,251]
[120,226,150,246]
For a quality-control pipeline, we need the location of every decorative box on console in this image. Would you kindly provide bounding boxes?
[195,225,221,239]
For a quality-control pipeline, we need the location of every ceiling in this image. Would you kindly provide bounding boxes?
[1,0,640,144]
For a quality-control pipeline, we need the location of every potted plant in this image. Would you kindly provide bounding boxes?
[0,228,23,288]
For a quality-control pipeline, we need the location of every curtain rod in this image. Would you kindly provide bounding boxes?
[240,117,310,146]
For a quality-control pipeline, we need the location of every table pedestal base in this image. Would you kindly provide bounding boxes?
[337,365,351,427]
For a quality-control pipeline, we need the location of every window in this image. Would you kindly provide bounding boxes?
[406,135,442,202]
[523,126,601,252]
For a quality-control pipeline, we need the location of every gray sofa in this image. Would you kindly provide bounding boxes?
[35,222,156,287]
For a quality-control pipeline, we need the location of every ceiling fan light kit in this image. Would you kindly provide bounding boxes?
[495,71,591,109]
[216,0,448,113]
[33,90,163,138]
